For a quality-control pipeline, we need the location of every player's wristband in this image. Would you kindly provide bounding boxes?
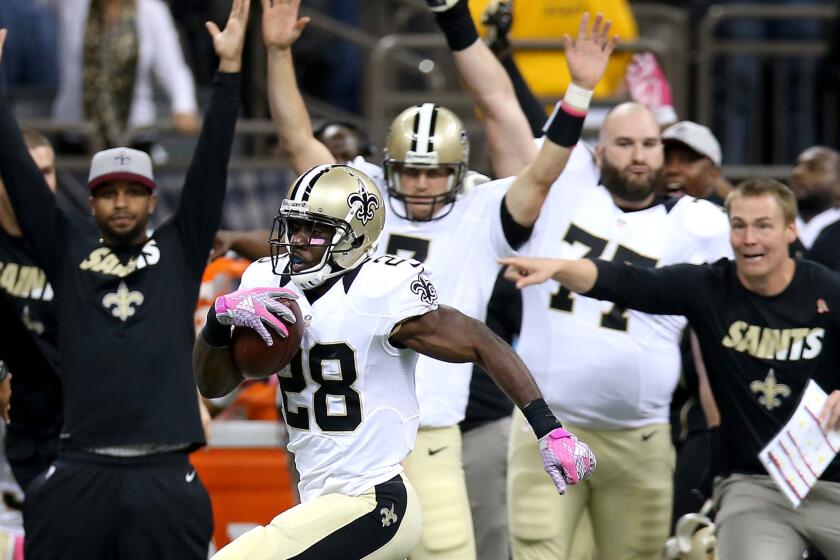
[522,398,563,439]
[202,305,232,348]
[543,102,586,148]
[0,361,8,383]
[432,0,480,51]
[563,83,593,113]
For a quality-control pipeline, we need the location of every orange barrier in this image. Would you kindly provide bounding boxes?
[191,422,296,549]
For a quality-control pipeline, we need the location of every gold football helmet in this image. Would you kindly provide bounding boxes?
[270,164,385,289]
[383,103,469,221]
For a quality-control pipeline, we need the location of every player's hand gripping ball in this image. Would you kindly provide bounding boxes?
[214,287,304,378]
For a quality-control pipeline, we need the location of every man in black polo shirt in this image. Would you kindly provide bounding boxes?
[502,177,840,559]
[0,1,248,556]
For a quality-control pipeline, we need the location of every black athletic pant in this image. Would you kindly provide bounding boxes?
[23,450,212,560]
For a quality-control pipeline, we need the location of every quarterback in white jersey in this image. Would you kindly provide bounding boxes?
[194,164,596,559]
[503,103,732,560]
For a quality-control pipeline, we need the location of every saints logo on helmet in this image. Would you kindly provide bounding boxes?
[383,103,469,221]
[270,164,386,289]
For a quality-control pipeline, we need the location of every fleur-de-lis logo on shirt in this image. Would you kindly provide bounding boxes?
[750,369,791,411]
[102,282,144,322]
[410,274,438,305]
[347,181,380,225]
[380,504,399,527]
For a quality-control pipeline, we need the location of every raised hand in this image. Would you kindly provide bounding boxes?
[539,427,597,494]
[0,29,7,65]
[261,0,310,51]
[206,0,251,73]
[564,13,618,91]
[214,287,298,346]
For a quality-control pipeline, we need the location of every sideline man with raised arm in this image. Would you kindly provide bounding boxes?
[0,4,246,556]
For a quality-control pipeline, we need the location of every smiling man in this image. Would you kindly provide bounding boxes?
[502,177,840,560]
[661,120,731,204]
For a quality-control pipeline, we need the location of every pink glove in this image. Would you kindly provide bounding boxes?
[214,287,298,346]
[539,427,597,494]
[625,52,673,110]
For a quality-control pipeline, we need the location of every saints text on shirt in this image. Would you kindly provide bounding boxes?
[79,239,160,277]
[0,260,53,300]
[721,320,824,361]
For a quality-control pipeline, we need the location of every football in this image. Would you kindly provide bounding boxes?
[231,299,304,379]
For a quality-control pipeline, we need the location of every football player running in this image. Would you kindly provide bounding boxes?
[194,164,596,560]
[261,2,615,557]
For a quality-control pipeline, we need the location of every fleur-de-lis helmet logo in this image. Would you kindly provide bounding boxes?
[347,179,380,226]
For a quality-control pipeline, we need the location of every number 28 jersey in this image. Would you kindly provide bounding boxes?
[240,256,438,501]
[518,146,732,429]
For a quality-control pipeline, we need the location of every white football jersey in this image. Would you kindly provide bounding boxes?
[518,146,733,430]
[348,159,515,427]
[240,255,438,501]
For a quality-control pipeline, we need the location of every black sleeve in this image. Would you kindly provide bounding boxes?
[584,258,702,317]
[0,295,56,383]
[499,53,546,138]
[499,196,533,249]
[0,96,68,278]
[171,72,241,275]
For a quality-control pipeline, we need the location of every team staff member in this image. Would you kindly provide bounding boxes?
[0,3,246,556]
[194,164,596,559]
[502,177,840,559]
[0,130,64,491]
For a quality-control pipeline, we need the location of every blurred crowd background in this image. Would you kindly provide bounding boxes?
[2,0,839,234]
